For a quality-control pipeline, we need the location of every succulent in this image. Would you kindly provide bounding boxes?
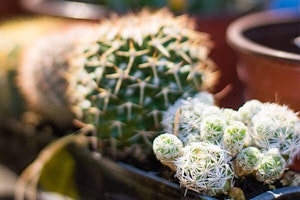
[249,103,300,165]
[255,148,286,184]
[66,9,219,156]
[175,142,234,196]
[234,146,262,177]
[153,95,300,197]
[18,9,219,158]
[0,16,70,116]
[152,133,183,170]
[238,99,263,125]
[161,91,215,144]
[222,120,248,157]
[18,23,96,127]
[200,114,227,144]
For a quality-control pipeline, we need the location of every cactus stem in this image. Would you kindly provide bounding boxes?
[130,130,156,147]
[138,55,164,82]
[187,65,203,90]
[168,40,192,64]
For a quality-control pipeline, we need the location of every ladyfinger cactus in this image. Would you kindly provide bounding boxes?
[175,142,234,196]
[19,9,219,158]
[154,95,300,197]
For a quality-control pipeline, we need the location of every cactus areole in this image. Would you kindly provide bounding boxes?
[67,9,219,156]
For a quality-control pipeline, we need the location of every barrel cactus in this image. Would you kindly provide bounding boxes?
[0,16,70,116]
[18,23,96,127]
[18,9,219,158]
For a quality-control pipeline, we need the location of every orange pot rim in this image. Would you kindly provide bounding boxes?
[226,8,300,62]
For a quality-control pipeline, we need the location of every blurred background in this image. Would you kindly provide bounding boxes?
[0,0,299,199]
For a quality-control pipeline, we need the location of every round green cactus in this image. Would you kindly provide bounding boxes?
[200,114,227,144]
[66,9,219,156]
[222,120,248,157]
[175,142,234,196]
[18,9,219,158]
[152,133,183,170]
[255,148,286,184]
[234,146,262,177]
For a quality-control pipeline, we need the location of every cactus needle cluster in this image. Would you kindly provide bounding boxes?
[153,94,300,197]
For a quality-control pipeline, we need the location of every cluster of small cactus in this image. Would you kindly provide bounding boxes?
[153,92,300,197]
[18,9,219,158]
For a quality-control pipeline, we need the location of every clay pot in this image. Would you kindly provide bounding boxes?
[226,9,300,112]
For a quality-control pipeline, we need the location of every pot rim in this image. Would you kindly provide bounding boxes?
[20,0,110,20]
[250,186,300,200]
[226,8,300,62]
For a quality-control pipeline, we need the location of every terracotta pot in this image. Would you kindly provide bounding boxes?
[226,9,300,112]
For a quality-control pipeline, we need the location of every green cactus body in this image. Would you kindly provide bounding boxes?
[67,9,219,155]
[255,148,286,184]
[152,133,183,170]
[234,146,262,177]
[175,142,234,196]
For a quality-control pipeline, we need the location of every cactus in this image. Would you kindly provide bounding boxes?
[153,94,300,197]
[67,9,219,157]
[234,146,262,177]
[175,142,234,196]
[255,148,286,184]
[18,9,219,158]
[18,24,96,127]
[0,16,71,116]
[152,133,183,170]
[222,121,249,157]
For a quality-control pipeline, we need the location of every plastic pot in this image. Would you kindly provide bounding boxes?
[251,186,300,200]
